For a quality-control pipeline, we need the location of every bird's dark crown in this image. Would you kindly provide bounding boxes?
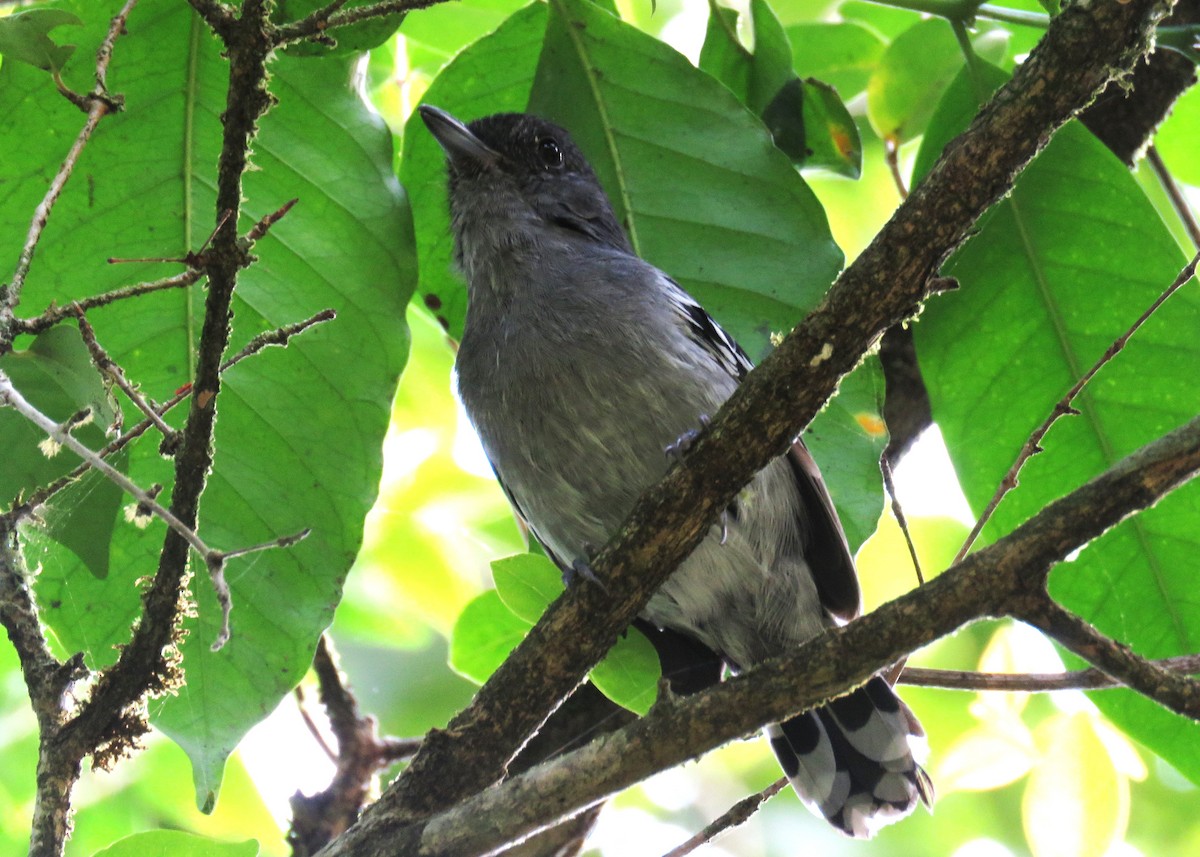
[462,112,596,180]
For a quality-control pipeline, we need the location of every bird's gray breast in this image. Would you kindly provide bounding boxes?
[454,249,732,564]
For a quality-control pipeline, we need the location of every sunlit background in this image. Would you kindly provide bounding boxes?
[3,0,1200,855]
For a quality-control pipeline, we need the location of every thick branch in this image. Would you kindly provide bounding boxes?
[338,413,1200,857]
[344,0,1173,836]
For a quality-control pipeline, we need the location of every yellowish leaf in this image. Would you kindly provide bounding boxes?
[1022,713,1129,857]
[935,724,1038,793]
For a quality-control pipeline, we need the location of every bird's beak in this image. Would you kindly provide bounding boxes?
[419,105,499,171]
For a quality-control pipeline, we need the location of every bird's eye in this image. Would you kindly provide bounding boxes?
[537,137,564,169]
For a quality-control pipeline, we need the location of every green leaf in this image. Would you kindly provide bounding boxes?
[1,0,413,808]
[400,0,549,339]
[794,76,862,178]
[0,324,119,498]
[914,65,1200,783]
[0,9,80,73]
[804,359,887,552]
[867,18,964,143]
[453,572,661,715]
[449,589,533,683]
[399,0,533,79]
[492,553,564,623]
[528,0,843,360]
[41,447,129,581]
[786,21,885,98]
[589,625,660,716]
[92,830,258,857]
[276,0,406,56]
[0,324,127,580]
[699,0,861,176]
[1155,85,1200,187]
[836,1,922,41]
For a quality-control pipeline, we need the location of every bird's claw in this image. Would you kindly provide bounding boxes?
[564,550,607,591]
[665,414,711,460]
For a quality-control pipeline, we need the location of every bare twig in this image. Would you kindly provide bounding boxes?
[224,308,337,369]
[73,311,174,441]
[1,0,140,342]
[1147,145,1200,250]
[662,778,787,857]
[295,684,339,762]
[247,198,300,242]
[289,636,421,856]
[15,270,204,336]
[0,371,222,590]
[954,253,1200,563]
[884,136,908,199]
[12,308,338,519]
[216,527,311,562]
[899,654,1200,692]
[272,0,451,47]
[1020,596,1200,718]
[881,454,924,585]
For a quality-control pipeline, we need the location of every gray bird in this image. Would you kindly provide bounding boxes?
[420,104,932,838]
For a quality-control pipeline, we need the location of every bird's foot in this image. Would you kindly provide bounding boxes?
[563,545,607,591]
[665,414,711,460]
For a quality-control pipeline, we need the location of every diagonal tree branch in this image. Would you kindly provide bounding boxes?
[343,0,1176,837]
[331,412,1200,857]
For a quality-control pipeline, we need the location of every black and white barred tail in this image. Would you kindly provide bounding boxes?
[766,676,934,837]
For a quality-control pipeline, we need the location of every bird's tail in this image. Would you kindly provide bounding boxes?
[766,675,933,838]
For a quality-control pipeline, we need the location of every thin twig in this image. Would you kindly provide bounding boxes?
[11,308,337,519]
[295,684,339,762]
[289,635,423,854]
[73,311,174,441]
[272,0,451,46]
[0,372,314,651]
[216,527,311,561]
[1146,145,1200,251]
[1,0,138,326]
[899,654,1200,692]
[1019,595,1200,719]
[954,253,1200,563]
[881,454,924,585]
[223,308,336,369]
[884,137,908,199]
[0,374,212,559]
[15,270,204,336]
[246,198,299,242]
[662,778,787,857]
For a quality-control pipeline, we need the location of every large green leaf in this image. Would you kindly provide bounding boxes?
[1155,84,1200,186]
[786,21,885,98]
[528,0,843,360]
[0,8,80,73]
[866,18,965,143]
[400,0,548,339]
[914,65,1200,782]
[0,0,412,807]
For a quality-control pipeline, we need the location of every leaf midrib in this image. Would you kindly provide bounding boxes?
[1009,194,1188,648]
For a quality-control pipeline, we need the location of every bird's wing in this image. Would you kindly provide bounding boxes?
[665,278,862,621]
